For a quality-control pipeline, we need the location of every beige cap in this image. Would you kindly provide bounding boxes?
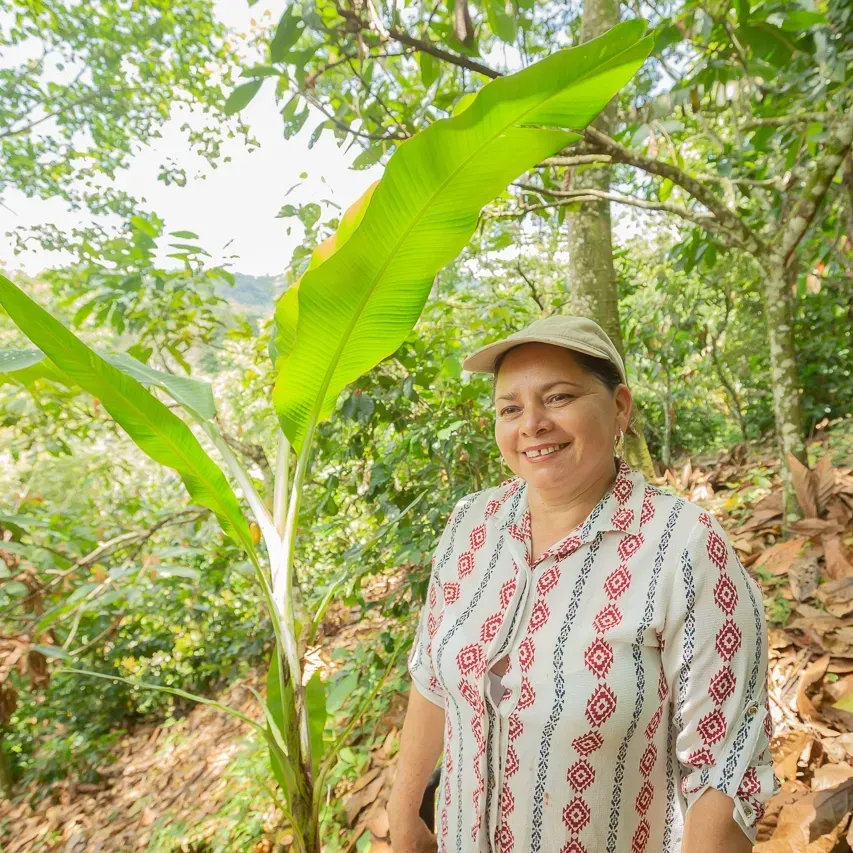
[461,314,627,385]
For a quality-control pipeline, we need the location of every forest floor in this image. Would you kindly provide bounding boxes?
[3,416,853,853]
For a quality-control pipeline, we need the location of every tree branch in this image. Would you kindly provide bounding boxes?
[512,182,722,233]
[581,126,765,253]
[336,5,502,79]
[539,154,612,167]
[743,112,829,129]
[777,108,853,266]
[516,262,545,310]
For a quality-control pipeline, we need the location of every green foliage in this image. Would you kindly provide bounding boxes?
[0,272,255,555]
[0,0,250,221]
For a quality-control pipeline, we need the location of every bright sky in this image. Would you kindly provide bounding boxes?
[0,0,383,278]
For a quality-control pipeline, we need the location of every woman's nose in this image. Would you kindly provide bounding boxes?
[519,403,550,433]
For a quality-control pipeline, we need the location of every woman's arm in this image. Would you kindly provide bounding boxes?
[388,685,445,851]
[683,787,752,853]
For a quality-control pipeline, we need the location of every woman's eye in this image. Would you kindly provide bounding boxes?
[499,395,573,416]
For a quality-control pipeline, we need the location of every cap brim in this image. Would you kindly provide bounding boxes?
[462,335,625,383]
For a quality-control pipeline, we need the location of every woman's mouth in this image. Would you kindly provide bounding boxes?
[522,442,570,462]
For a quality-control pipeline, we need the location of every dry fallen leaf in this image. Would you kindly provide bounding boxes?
[823,538,853,581]
[816,577,853,618]
[755,537,812,576]
[789,453,820,519]
[774,731,815,782]
[797,655,830,721]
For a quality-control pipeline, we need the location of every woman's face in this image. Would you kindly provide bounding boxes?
[493,343,632,494]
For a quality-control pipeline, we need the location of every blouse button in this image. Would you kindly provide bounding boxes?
[747,704,758,716]
[743,805,752,816]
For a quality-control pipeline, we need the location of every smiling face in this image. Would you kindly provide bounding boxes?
[493,342,632,496]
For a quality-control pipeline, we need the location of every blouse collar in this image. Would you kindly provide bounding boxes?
[498,460,648,563]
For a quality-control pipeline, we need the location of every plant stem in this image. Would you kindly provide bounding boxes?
[274,432,291,537]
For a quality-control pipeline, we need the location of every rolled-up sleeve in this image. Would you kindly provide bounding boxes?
[408,502,461,708]
[662,511,780,843]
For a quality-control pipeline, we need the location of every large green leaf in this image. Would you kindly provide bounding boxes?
[1,348,216,420]
[273,20,652,451]
[0,274,253,554]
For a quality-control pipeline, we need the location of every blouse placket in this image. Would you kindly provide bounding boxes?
[483,492,596,853]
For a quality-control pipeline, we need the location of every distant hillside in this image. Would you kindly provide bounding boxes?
[218,273,283,312]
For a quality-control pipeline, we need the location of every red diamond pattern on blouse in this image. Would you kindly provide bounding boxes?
[706,529,727,570]
[499,576,517,608]
[603,565,631,600]
[738,767,761,796]
[631,818,651,853]
[613,476,634,504]
[496,823,514,852]
[508,715,524,742]
[537,564,561,595]
[567,759,596,793]
[708,666,737,705]
[644,704,663,739]
[470,524,487,550]
[480,613,502,644]
[485,498,502,519]
[715,619,743,660]
[583,637,614,680]
[562,797,591,832]
[635,779,654,815]
[553,536,581,561]
[560,841,587,853]
[529,599,551,632]
[519,637,535,673]
[585,683,617,727]
[657,666,668,701]
[458,551,474,578]
[518,510,531,541]
[697,709,727,746]
[501,787,515,816]
[505,746,520,777]
[639,743,657,777]
[429,584,437,608]
[612,507,634,531]
[617,533,645,561]
[572,730,603,756]
[698,512,713,528]
[518,678,536,710]
[428,614,438,637]
[592,603,622,634]
[640,493,655,525]
[444,581,460,604]
[458,679,484,715]
[685,747,715,768]
[457,644,486,677]
[713,573,739,614]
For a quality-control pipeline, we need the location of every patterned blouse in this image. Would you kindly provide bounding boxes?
[408,461,779,853]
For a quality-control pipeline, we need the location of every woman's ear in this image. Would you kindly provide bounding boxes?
[615,384,633,432]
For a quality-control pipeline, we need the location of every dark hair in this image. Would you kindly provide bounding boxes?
[491,343,639,437]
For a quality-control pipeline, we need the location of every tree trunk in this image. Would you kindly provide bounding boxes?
[565,0,655,478]
[764,252,807,520]
[0,728,13,798]
[662,369,673,466]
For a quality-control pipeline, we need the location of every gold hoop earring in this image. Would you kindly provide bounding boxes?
[614,427,625,458]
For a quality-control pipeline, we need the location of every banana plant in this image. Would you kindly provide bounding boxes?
[0,21,651,851]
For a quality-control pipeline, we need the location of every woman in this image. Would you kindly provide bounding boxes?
[387,315,778,853]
